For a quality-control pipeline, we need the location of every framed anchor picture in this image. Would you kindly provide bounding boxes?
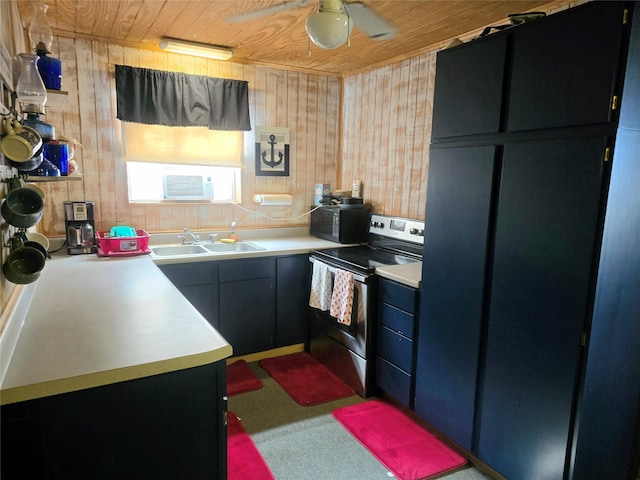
[255,126,290,176]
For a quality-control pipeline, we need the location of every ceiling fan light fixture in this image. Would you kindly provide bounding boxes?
[305,11,353,49]
[159,38,234,61]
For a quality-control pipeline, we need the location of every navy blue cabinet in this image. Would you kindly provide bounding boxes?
[415,145,496,451]
[431,34,507,139]
[158,262,219,329]
[1,362,227,479]
[219,257,276,356]
[571,5,640,479]
[507,2,627,132]
[376,279,419,407]
[276,254,311,347]
[477,136,608,479]
[160,254,311,357]
[417,3,640,479]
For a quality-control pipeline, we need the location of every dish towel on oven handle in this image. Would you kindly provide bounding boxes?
[309,261,332,311]
[330,269,354,325]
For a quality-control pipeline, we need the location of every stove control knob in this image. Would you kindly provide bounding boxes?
[410,228,418,235]
[418,229,424,236]
[378,222,385,228]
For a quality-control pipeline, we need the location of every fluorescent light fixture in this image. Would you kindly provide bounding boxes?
[159,38,234,60]
[305,0,353,49]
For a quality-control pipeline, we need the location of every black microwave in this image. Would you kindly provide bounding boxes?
[310,206,371,243]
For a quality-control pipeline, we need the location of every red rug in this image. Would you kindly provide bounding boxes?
[227,360,263,396]
[227,411,274,480]
[333,400,467,480]
[260,352,355,406]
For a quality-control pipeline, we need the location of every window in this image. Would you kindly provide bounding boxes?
[127,162,240,203]
[121,122,243,203]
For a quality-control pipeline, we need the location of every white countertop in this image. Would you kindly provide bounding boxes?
[0,254,232,405]
[375,261,422,289]
[0,230,349,406]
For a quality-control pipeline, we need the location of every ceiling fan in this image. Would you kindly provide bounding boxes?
[227,0,397,50]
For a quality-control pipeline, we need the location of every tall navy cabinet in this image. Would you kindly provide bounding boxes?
[415,2,640,479]
[477,137,607,479]
[572,5,640,479]
[417,145,496,450]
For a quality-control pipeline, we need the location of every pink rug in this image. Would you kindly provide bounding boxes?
[227,411,274,480]
[227,360,263,396]
[260,352,355,406]
[333,400,467,480]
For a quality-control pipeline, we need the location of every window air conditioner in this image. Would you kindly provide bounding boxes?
[162,175,214,201]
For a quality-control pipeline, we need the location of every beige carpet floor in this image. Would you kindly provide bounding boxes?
[228,361,493,480]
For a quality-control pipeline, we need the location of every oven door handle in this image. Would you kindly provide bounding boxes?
[309,257,369,283]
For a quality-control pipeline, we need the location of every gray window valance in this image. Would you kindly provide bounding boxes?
[115,65,251,131]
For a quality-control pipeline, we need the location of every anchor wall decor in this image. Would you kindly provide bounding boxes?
[255,126,290,176]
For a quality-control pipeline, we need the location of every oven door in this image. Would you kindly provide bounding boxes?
[308,257,377,396]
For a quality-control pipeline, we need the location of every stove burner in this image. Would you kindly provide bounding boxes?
[311,246,418,275]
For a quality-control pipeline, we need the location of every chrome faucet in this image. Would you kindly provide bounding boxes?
[179,227,200,244]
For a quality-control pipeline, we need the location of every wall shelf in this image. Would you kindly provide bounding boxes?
[26,175,82,182]
[45,89,69,109]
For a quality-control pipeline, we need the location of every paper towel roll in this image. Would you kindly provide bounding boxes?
[253,194,293,206]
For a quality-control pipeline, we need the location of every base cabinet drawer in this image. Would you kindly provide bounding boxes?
[379,279,419,314]
[377,357,412,406]
[219,257,274,282]
[378,324,414,372]
[379,303,415,338]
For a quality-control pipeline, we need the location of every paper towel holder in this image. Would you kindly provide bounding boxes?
[253,193,293,206]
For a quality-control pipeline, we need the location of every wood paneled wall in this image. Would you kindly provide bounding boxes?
[341,52,437,220]
[37,38,341,237]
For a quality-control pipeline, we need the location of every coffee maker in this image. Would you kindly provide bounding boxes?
[64,201,97,254]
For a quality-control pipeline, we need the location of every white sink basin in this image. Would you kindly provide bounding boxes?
[150,245,208,256]
[202,242,264,253]
[150,241,264,256]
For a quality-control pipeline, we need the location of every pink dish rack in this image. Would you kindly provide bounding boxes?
[96,229,151,257]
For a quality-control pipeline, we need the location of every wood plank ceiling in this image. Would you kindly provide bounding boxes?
[16,0,571,76]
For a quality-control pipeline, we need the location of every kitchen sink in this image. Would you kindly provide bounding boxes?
[202,242,264,253]
[150,241,264,256]
[150,245,208,256]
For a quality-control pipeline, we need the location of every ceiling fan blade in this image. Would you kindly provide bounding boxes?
[227,0,311,23]
[344,1,397,40]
